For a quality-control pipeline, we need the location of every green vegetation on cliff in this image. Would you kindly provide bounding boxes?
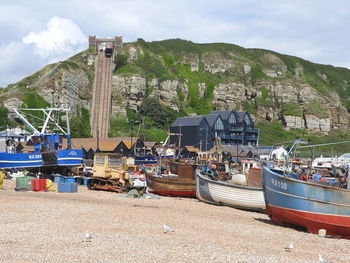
[111,38,350,151]
[70,107,91,138]
[256,120,350,156]
[0,106,13,128]
[22,92,50,108]
[3,38,350,152]
[282,103,302,117]
[113,39,350,125]
[109,97,181,141]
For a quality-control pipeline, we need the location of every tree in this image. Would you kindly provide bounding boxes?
[70,107,91,138]
[139,97,178,128]
[114,54,128,71]
[0,106,9,128]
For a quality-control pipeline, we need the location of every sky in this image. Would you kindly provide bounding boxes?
[1,0,350,87]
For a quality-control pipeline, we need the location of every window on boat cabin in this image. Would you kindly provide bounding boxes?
[108,156,121,167]
[96,155,105,165]
[229,112,236,124]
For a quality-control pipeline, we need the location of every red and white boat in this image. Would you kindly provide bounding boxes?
[263,165,350,238]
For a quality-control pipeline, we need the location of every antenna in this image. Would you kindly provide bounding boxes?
[178,124,182,156]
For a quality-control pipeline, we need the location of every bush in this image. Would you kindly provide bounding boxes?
[141,127,168,142]
[243,102,256,114]
[260,87,269,99]
[0,106,10,128]
[139,97,178,128]
[70,107,91,138]
[282,103,302,116]
[114,54,128,71]
[250,64,265,81]
[305,101,328,118]
[22,92,50,109]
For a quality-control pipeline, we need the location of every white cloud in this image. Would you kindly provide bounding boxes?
[22,16,87,58]
[0,41,37,87]
[0,16,87,87]
[1,1,350,87]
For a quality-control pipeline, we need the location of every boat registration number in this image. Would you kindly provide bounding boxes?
[29,154,42,159]
[271,178,287,190]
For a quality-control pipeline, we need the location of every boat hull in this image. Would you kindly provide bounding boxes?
[145,161,197,197]
[196,169,265,212]
[146,174,196,197]
[0,149,83,169]
[56,149,84,166]
[0,152,43,169]
[148,189,196,197]
[263,166,350,238]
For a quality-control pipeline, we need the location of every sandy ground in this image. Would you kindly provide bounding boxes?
[0,179,349,263]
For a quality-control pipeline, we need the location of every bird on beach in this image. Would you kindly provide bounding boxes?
[83,231,93,242]
[163,224,174,233]
[284,243,293,252]
[319,255,332,263]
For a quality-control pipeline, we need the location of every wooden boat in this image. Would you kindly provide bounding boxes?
[263,165,350,238]
[195,167,266,212]
[145,161,197,197]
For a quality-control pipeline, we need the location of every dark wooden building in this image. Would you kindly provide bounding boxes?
[170,116,211,151]
[170,110,259,151]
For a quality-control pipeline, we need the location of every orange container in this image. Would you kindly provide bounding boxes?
[31,179,47,192]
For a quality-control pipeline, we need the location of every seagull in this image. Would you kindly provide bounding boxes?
[319,255,332,263]
[284,243,293,252]
[163,224,174,233]
[83,231,93,242]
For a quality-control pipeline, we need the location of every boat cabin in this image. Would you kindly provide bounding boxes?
[93,152,140,180]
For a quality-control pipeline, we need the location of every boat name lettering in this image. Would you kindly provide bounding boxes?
[69,151,77,156]
[29,154,42,159]
[271,178,287,190]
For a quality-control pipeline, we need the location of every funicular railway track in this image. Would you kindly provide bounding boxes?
[90,50,113,138]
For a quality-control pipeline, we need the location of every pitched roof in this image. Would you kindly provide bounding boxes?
[172,116,205,127]
[236,111,248,122]
[64,137,139,151]
[114,141,130,154]
[205,114,220,127]
[210,110,234,121]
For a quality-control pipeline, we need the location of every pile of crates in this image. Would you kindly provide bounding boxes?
[15,176,78,193]
[31,178,47,192]
[57,182,78,193]
[15,176,35,191]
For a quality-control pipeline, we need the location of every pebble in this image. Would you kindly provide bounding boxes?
[0,179,349,263]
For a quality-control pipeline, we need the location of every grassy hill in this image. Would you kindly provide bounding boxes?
[2,38,350,156]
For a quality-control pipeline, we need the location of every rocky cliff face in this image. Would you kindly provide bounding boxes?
[110,40,350,134]
[1,39,350,136]
[37,67,91,111]
[111,71,348,133]
[111,75,188,114]
[0,52,93,115]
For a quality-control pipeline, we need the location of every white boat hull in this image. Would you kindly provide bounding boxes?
[196,169,265,212]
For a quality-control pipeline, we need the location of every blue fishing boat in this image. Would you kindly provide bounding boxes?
[0,108,83,172]
[262,165,350,239]
[0,152,43,169]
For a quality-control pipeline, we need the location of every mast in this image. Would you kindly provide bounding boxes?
[65,110,71,149]
[13,109,40,135]
[178,124,182,157]
[15,107,72,150]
